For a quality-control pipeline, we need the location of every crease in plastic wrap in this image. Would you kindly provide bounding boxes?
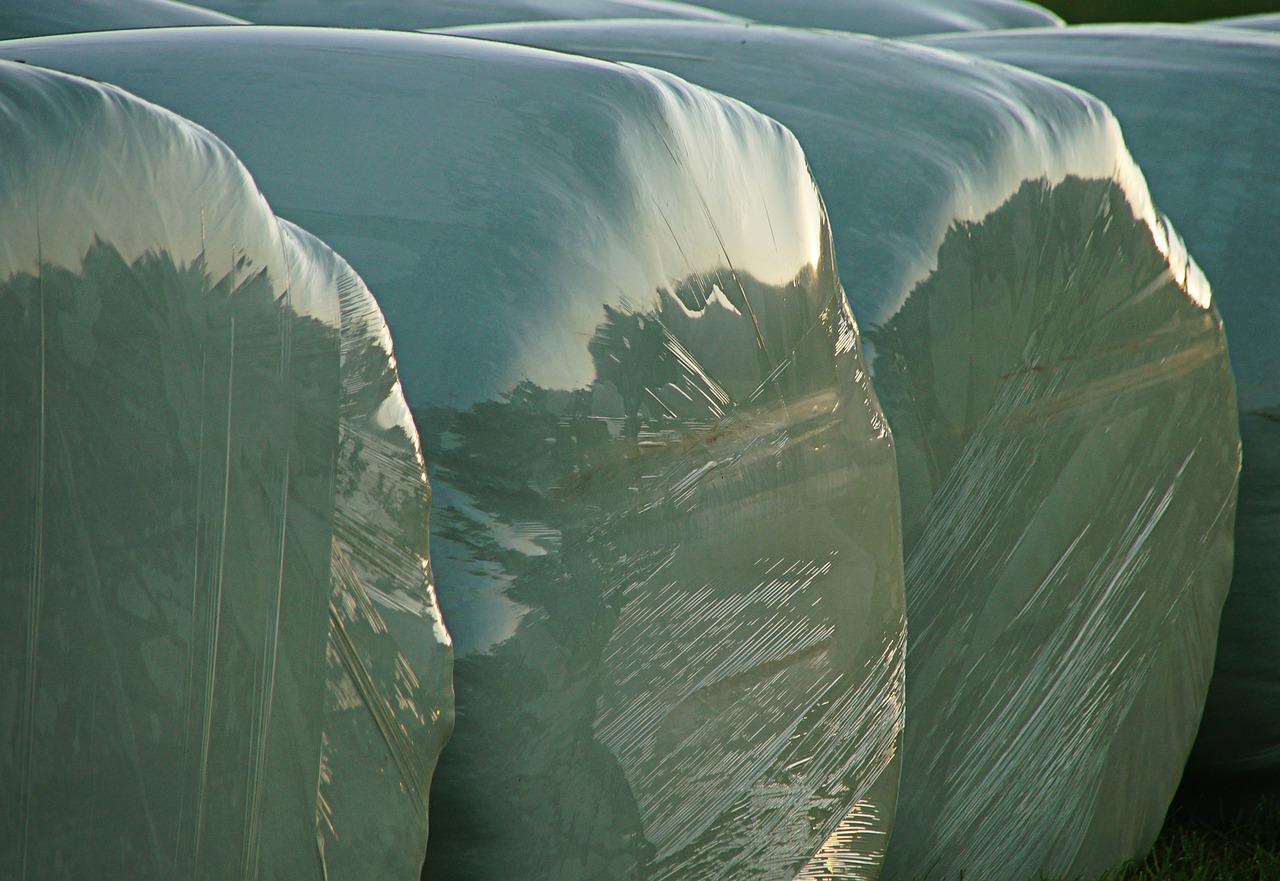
[0,0,245,42]
[0,59,452,881]
[178,0,741,29]
[0,26,910,881]
[920,23,1280,792]
[446,20,1241,880]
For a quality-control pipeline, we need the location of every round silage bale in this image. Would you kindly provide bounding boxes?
[443,19,1241,881]
[0,59,451,881]
[922,21,1280,797]
[0,26,910,881]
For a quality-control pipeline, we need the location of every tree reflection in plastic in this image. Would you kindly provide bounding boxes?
[0,63,451,881]
[869,176,1237,880]
[919,22,1280,793]
[0,30,908,880]
[440,21,1238,881]
[421,257,903,880]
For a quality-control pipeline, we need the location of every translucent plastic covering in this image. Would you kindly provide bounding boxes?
[922,24,1280,790]
[0,0,244,41]
[2,26,909,880]
[1203,13,1280,30]
[588,0,1062,36]
[446,20,1241,880]
[0,59,451,880]
[181,0,739,28]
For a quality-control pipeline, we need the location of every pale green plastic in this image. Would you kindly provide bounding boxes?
[0,60,452,880]
[0,27,910,881]
[444,20,1241,880]
[0,0,243,40]
[180,0,740,28]
[922,23,1280,791]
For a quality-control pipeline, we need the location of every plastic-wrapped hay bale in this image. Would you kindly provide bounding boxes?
[317,224,455,881]
[0,26,909,881]
[919,23,1280,793]
[443,20,1241,880]
[603,0,1063,37]
[0,0,243,41]
[0,60,451,880]
[182,0,739,28]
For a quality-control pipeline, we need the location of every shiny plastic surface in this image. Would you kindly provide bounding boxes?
[2,26,909,880]
[448,20,1241,880]
[1203,13,1280,30]
[598,0,1062,35]
[922,23,1280,789]
[182,0,739,28]
[0,0,243,40]
[0,59,450,880]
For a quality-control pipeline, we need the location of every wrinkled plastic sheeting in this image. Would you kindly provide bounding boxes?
[4,26,910,881]
[0,60,452,880]
[921,24,1280,789]
[182,0,739,28]
[446,20,1242,880]
[1203,13,1280,30]
[0,0,244,41]
[597,0,1062,36]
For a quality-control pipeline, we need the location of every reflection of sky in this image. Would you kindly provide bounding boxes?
[0,28,831,413]
[428,481,538,657]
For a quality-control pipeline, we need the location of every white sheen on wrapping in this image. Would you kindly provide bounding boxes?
[445,20,1240,881]
[0,27,910,881]
[0,60,451,881]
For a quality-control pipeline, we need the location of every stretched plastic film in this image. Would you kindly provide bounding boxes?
[4,26,910,881]
[1203,13,1280,30]
[448,20,1241,880]
[584,0,1063,36]
[0,0,243,41]
[921,24,1280,791]
[180,0,739,29]
[0,60,451,880]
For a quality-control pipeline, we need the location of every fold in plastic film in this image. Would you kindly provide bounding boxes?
[921,23,1280,793]
[0,26,909,881]
[448,21,1240,880]
[0,60,451,881]
[0,0,244,41]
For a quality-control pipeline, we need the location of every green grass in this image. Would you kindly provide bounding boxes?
[1066,797,1280,881]
[1035,0,1280,24]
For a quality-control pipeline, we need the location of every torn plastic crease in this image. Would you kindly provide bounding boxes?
[0,26,908,881]
[919,23,1280,792]
[441,21,1240,881]
[176,0,742,29]
[0,0,245,41]
[0,59,451,881]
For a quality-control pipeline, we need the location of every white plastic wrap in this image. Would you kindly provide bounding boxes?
[447,20,1241,880]
[0,59,451,880]
[177,0,740,28]
[1203,13,1280,30]
[0,26,910,880]
[608,0,1063,36]
[0,0,243,41]
[922,23,1280,792]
